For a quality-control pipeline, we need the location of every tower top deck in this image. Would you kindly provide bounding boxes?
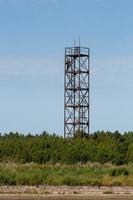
[65,46,89,57]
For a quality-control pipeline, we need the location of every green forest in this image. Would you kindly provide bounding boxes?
[0,131,133,186]
[0,130,133,165]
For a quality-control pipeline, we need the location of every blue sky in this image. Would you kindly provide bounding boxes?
[0,0,133,135]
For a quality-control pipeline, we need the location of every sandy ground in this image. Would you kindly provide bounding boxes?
[0,194,133,200]
[0,186,133,199]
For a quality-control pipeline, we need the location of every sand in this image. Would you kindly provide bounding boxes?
[0,194,132,200]
[0,186,132,199]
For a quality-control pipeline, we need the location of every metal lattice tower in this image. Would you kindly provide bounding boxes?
[64,45,90,138]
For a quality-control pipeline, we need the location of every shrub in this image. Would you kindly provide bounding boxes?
[109,167,129,177]
[0,170,16,185]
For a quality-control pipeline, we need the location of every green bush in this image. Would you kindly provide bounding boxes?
[109,167,129,177]
[0,170,16,185]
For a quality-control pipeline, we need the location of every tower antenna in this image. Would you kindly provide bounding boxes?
[74,39,76,47]
[79,37,81,47]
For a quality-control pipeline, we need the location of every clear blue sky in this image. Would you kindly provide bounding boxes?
[0,0,133,135]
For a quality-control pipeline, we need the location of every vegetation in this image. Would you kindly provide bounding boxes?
[0,162,133,186]
[0,130,133,186]
[0,130,133,165]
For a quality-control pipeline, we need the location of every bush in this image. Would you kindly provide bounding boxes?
[109,167,129,177]
[110,179,122,186]
[0,170,16,185]
[62,176,79,185]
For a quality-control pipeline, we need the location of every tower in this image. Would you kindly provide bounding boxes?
[64,45,90,138]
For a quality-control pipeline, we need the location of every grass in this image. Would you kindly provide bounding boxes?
[0,162,133,186]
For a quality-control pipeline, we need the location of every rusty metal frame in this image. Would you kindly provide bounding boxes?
[64,46,90,138]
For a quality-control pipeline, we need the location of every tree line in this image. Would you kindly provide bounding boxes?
[0,130,133,165]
